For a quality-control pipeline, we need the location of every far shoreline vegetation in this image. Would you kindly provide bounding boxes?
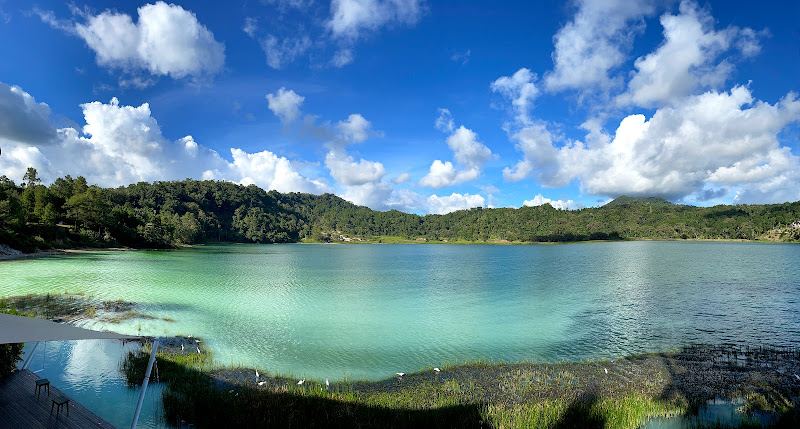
[2,293,799,428]
[1,168,799,254]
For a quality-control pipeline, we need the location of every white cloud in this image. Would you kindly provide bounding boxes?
[331,48,355,67]
[385,188,426,212]
[617,1,760,108]
[266,87,305,124]
[434,108,454,133]
[544,0,655,93]
[260,34,312,69]
[337,113,375,143]
[523,194,584,210]
[243,17,258,38]
[230,148,329,194]
[420,112,492,188]
[447,126,492,168]
[491,68,539,123]
[327,0,423,40]
[502,122,563,184]
[392,172,411,184]
[341,180,393,208]
[0,93,329,195]
[68,2,225,80]
[0,82,57,145]
[427,193,485,214]
[419,160,479,188]
[325,148,386,186]
[502,86,800,203]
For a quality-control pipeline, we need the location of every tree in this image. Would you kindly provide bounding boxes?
[23,167,41,188]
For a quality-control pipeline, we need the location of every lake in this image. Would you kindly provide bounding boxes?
[2,241,799,382]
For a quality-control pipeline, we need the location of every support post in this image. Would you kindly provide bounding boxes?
[21,342,40,370]
[130,339,158,429]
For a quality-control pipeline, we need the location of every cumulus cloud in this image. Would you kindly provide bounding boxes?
[617,1,763,107]
[0,91,328,194]
[327,0,423,40]
[325,148,386,186]
[0,82,57,145]
[420,111,492,188]
[523,194,584,210]
[341,180,394,208]
[502,86,800,203]
[266,87,305,124]
[229,148,328,193]
[56,2,225,81]
[427,193,485,215]
[337,113,376,143]
[491,68,540,123]
[544,0,655,93]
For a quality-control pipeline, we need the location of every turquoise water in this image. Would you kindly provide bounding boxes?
[2,241,799,383]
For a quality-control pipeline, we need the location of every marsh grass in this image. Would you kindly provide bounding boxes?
[118,343,800,428]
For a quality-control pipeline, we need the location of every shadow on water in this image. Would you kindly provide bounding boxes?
[125,352,491,429]
[647,345,800,429]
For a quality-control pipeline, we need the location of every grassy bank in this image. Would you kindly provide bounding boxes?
[121,343,800,428]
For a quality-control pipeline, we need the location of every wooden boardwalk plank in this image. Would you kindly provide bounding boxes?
[0,369,117,429]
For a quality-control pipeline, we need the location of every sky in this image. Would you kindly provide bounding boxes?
[0,0,798,214]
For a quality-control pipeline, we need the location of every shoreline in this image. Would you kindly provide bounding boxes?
[122,342,800,428]
[1,236,793,262]
[0,246,134,262]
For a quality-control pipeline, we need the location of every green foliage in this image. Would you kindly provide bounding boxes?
[0,343,23,380]
[0,171,799,252]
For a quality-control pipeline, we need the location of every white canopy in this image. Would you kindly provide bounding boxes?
[0,313,139,344]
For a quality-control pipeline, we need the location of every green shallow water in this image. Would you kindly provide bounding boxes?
[2,241,799,381]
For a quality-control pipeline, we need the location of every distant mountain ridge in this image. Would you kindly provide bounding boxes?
[605,196,676,207]
[1,175,799,251]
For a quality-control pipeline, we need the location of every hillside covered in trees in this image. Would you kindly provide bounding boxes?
[1,169,799,252]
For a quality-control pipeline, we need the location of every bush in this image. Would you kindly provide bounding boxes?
[0,343,23,379]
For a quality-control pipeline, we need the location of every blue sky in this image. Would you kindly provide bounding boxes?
[0,0,798,214]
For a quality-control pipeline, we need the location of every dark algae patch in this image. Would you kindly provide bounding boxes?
[121,343,800,428]
[0,292,174,324]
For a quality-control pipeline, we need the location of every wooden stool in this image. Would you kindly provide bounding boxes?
[35,378,50,399]
[51,396,70,418]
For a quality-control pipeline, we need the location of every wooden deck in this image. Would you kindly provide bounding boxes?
[0,369,116,429]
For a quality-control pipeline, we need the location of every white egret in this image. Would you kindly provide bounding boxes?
[433,368,440,373]
[258,381,267,386]
[604,368,608,374]
[255,370,260,380]
[180,344,184,351]
[396,372,405,377]
[196,346,201,354]
[297,379,305,385]
[326,379,329,388]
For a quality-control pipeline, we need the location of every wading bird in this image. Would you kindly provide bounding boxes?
[297,379,305,385]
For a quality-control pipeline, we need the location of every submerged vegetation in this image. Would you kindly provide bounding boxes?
[0,292,171,325]
[1,171,799,252]
[121,342,800,428]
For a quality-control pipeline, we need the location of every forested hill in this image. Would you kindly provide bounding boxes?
[1,172,799,252]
